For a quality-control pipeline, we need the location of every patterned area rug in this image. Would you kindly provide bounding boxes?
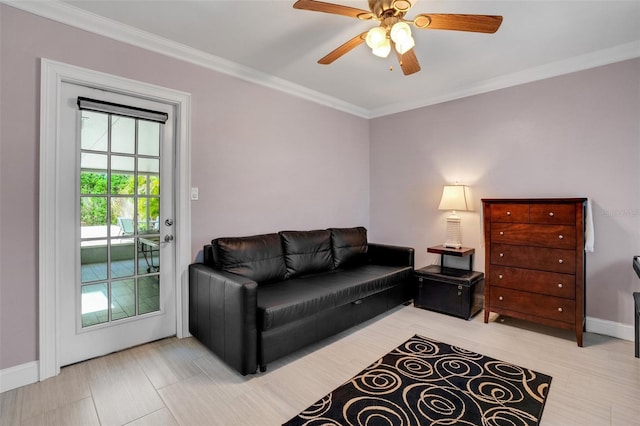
[284,334,552,426]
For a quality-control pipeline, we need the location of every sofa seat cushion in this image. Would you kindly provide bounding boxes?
[319,265,413,305]
[257,265,412,331]
[257,277,337,331]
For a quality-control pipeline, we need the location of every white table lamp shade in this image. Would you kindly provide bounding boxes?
[438,185,471,249]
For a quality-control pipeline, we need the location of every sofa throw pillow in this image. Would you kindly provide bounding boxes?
[329,227,368,269]
[213,233,286,284]
[280,230,333,278]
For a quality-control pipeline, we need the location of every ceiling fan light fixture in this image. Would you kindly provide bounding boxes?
[390,21,412,44]
[395,35,415,54]
[371,38,391,57]
[365,26,387,49]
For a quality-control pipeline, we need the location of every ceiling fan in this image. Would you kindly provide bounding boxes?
[293,0,503,75]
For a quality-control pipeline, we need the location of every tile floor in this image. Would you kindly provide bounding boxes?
[1,305,639,425]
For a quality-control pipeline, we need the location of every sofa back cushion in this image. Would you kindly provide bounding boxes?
[329,227,368,268]
[280,230,333,278]
[212,233,286,284]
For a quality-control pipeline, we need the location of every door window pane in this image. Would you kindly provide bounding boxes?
[138,236,160,274]
[111,240,135,279]
[138,121,160,156]
[111,155,135,194]
[81,283,109,327]
[138,158,159,174]
[111,279,136,320]
[111,116,135,154]
[137,197,160,234]
[81,239,108,283]
[81,111,108,152]
[138,276,160,314]
[81,197,107,227]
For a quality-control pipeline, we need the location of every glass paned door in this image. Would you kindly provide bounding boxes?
[80,111,162,328]
[58,80,176,369]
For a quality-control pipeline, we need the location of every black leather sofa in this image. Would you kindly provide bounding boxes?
[189,227,415,375]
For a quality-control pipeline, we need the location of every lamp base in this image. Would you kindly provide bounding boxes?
[443,215,462,249]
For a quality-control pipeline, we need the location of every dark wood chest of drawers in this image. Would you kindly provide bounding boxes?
[482,198,587,346]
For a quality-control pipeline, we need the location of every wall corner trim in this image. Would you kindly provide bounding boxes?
[0,361,39,393]
[585,316,635,342]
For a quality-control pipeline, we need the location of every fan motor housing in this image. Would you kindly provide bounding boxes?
[368,0,410,18]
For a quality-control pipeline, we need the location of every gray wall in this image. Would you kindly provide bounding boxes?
[0,5,369,370]
[369,58,640,326]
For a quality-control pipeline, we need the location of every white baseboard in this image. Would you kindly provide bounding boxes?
[586,316,635,342]
[0,361,39,393]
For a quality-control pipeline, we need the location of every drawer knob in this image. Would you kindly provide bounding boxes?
[499,231,504,236]
[498,274,504,279]
[418,278,423,282]
[499,253,504,257]
[549,212,555,217]
[506,211,511,216]
[558,283,563,288]
[558,259,563,264]
[557,307,563,312]
[558,234,564,239]
[499,296,504,301]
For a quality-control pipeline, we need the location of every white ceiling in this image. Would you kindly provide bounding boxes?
[11,0,640,117]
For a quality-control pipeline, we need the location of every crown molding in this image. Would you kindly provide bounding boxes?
[370,40,640,118]
[3,0,370,118]
[4,1,639,119]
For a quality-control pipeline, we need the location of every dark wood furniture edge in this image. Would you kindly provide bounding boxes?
[427,245,475,257]
[481,198,588,203]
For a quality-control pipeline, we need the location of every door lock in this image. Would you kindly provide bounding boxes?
[165,219,174,226]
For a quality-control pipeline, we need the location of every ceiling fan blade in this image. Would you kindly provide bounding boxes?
[293,0,374,20]
[413,14,503,33]
[396,47,421,75]
[318,32,368,64]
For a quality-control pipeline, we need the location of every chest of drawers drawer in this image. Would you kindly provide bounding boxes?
[491,243,576,274]
[491,223,576,249]
[490,203,529,222]
[490,288,576,324]
[490,266,575,298]
[530,203,575,224]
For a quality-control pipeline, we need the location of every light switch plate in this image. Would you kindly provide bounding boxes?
[191,187,199,200]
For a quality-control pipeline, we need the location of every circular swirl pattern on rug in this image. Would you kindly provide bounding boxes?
[351,368,402,395]
[283,335,552,426]
[297,394,333,420]
[394,356,434,380]
[343,397,412,426]
[393,337,440,357]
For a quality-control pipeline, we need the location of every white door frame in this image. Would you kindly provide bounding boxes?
[39,58,192,380]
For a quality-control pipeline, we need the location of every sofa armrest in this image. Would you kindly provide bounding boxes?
[189,263,258,375]
[367,243,415,268]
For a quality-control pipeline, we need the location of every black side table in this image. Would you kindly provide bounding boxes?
[414,247,484,320]
[427,245,475,271]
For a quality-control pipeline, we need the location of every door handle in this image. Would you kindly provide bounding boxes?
[164,234,174,243]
